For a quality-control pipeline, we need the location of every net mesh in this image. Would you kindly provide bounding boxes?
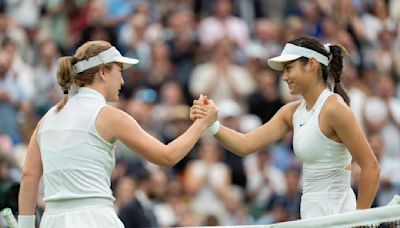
[230,204,400,228]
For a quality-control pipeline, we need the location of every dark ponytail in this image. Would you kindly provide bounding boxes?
[56,56,76,112]
[327,45,350,106]
[289,37,351,106]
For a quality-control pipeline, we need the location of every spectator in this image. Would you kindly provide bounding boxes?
[184,137,231,221]
[221,185,249,225]
[0,50,25,144]
[198,0,249,49]
[32,39,61,117]
[364,75,400,161]
[119,170,158,228]
[114,175,136,214]
[244,147,286,210]
[247,68,284,123]
[189,38,255,109]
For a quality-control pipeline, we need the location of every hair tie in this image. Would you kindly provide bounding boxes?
[71,56,77,64]
[323,43,331,54]
[334,79,341,84]
[63,90,68,95]
[323,43,333,63]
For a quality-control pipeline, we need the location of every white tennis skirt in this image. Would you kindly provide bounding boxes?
[40,198,124,228]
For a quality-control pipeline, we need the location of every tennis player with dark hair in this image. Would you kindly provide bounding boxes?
[18,40,217,228]
[191,37,380,219]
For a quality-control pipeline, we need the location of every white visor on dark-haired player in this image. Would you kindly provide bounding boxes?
[267,43,329,71]
[73,47,139,73]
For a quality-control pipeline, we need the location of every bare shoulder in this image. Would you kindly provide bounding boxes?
[278,100,302,129]
[98,105,133,122]
[283,100,302,113]
[96,106,137,141]
[322,94,354,128]
[323,94,351,117]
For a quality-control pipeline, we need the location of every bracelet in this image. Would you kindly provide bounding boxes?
[207,121,221,136]
[18,215,35,228]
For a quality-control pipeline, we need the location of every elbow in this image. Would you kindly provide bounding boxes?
[364,159,380,179]
[21,171,41,183]
[20,172,41,192]
[160,159,175,168]
[372,157,381,176]
[233,149,257,157]
[156,156,175,168]
[159,150,178,168]
[233,135,258,157]
[239,144,258,157]
[374,161,381,178]
[235,148,254,157]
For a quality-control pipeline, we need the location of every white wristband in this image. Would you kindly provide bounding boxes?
[207,121,221,136]
[18,215,35,228]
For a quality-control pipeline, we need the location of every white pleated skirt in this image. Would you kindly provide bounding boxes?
[40,198,124,228]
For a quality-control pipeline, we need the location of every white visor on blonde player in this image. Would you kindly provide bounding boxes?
[73,47,139,73]
[267,43,329,71]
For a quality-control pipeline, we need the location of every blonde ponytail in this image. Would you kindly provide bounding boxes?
[56,56,76,112]
[55,40,113,112]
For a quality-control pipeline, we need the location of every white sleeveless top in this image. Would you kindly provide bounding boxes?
[292,88,356,219]
[38,87,116,203]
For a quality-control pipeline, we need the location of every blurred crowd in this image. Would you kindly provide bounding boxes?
[0,0,400,227]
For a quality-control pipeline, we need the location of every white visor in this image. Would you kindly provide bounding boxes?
[267,43,329,71]
[73,47,139,73]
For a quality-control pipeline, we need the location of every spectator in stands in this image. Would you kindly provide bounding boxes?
[0,50,25,145]
[197,0,249,49]
[184,137,231,221]
[189,38,255,110]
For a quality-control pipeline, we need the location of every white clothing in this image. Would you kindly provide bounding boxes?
[39,87,115,202]
[292,89,356,219]
[38,88,121,227]
[41,198,124,228]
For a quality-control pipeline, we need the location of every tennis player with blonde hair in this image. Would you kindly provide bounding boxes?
[18,40,217,228]
[191,37,380,218]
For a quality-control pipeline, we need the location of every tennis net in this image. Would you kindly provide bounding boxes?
[266,204,400,228]
[227,203,400,228]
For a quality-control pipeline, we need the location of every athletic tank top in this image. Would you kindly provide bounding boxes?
[292,88,355,218]
[38,87,116,202]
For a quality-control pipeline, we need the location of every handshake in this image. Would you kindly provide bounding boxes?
[190,95,221,136]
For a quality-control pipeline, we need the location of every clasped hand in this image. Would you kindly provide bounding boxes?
[190,94,219,127]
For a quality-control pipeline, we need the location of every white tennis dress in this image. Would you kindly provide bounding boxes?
[37,87,124,227]
[292,88,356,219]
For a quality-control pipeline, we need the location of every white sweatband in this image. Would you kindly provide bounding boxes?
[18,215,35,228]
[207,121,221,136]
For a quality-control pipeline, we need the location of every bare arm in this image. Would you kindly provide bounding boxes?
[191,99,298,156]
[97,103,216,167]
[19,125,43,215]
[326,97,380,209]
